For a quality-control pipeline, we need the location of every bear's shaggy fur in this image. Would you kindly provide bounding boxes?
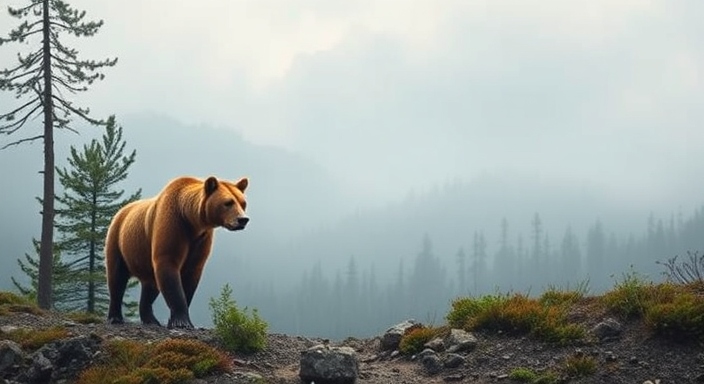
[105,176,249,329]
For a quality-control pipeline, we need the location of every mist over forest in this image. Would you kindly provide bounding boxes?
[1,114,702,340]
[1,0,703,341]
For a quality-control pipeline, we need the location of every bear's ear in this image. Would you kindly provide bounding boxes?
[235,177,248,192]
[204,176,219,195]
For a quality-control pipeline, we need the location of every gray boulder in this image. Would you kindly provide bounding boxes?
[591,318,623,340]
[0,340,24,374]
[444,329,477,353]
[18,335,101,384]
[299,344,358,384]
[423,337,445,352]
[420,352,443,375]
[26,352,53,384]
[444,353,465,368]
[380,319,421,351]
[416,348,436,360]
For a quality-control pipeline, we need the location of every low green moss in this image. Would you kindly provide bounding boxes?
[508,367,559,384]
[77,338,232,384]
[509,367,538,382]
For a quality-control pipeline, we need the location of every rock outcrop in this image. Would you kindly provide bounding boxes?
[299,344,359,384]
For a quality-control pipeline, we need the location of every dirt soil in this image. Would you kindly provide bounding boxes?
[1,307,703,384]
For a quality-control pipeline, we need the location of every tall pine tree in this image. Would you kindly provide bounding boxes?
[0,0,117,309]
[55,116,140,314]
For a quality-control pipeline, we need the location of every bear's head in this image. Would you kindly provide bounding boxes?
[204,176,249,231]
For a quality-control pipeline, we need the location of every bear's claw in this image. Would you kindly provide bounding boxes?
[107,316,124,325]
[167,315,194,329]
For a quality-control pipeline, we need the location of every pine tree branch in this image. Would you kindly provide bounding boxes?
[0,100,43,136]
[2,134,44,149]
[51,95,103,125]
[1,66,41,83]
[0,96,40,121]
[51,73,86,93]
[1,49,41,75]
[8,3,41,17]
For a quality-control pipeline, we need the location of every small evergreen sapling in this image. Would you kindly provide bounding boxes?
[209,284,268,353]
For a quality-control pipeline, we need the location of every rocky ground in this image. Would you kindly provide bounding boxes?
[1,305,703,384]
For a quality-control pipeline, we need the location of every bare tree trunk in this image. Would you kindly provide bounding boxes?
[87,192,97,313]
[37,0,55,310]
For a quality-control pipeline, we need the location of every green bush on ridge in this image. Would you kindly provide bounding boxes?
[209,284,268,353]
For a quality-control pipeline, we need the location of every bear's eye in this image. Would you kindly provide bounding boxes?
[241,201,247,210]
[224,199,235,208]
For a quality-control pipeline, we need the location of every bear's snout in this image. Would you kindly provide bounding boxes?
[225,216,249,231]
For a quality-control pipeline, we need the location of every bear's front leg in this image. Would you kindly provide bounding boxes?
[155,264,194,329]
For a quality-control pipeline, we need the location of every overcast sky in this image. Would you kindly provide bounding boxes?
[2,0,703,207]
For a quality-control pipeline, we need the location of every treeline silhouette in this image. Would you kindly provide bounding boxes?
[227,205,704,340]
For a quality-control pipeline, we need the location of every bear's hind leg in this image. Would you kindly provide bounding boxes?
[139,281,162,326]
[106,251,130,325]
[155,263,194,329]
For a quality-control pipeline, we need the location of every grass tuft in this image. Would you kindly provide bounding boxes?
[508,367,538,382]
[539,282,587,307]
[601,269,654,319]
[0,291,43,316]
[66,311,104,324]
[644,288,704,342]
[562,354,597,378]
[508,367,559,384]
[1,326,70,351]
[447,292,584,344]
[600,270,704,343]
[398,326,440,355]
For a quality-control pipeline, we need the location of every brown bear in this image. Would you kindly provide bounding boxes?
[105,175,249,329]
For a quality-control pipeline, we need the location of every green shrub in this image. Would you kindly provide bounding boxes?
[644,289,704,342]
[209,284,268,353]
[398,326,437,355]
[601,268,652,319]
